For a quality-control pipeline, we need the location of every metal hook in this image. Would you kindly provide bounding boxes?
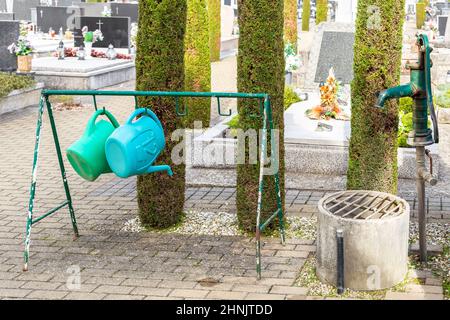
[134,96,139,110]
[93,95,98,111]
[175,97,188,116]
[217,97,232,116]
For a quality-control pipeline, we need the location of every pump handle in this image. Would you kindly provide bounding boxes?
[418,34,439,144]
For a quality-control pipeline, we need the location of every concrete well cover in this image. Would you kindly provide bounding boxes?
[316,190,410,290]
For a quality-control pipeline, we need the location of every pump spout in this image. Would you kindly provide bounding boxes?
[375,83,418,108]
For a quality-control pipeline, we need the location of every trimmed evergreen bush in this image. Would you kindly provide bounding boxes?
[208,0,221,62]
[316,0,328,24]
[416,1,425,29]
[135,0,187,228]
[347,0,405,194]
[185,0,211,127]
[284,0,298,48]
[302,0,311,31]
[236,0,285,233]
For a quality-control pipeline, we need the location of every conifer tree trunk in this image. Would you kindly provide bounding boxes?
[347,0,405,193]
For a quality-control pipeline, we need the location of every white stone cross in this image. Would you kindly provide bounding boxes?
[96,19,104,31]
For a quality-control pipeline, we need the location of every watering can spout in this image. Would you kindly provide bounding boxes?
[146,165,173,176]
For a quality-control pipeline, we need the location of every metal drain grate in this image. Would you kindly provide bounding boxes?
[322,191,406,220]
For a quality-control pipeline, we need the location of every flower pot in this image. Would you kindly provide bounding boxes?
[17,55,32,73]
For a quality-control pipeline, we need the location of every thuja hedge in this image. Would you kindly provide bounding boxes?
[236,0,285,232]
[185,0,211,127]
[302,0,310,31]
[416,1,425,29]
[135,0,187,228]
[208,0,221,62]
[284,0,298,47]
[347,0,405,194]
[316,0,328,24]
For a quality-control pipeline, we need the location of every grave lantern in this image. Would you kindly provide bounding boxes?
[106,44,117,60]
[77,44,86,61]
[57,40,65,60]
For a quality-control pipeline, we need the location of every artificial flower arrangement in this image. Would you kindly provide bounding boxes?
[51,47,131,60]
[284,42,301,73]
[7,36,33,56]
[305,67,349,121]
[82,26,104,44]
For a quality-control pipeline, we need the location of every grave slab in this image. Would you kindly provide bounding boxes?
[31,57,135,90]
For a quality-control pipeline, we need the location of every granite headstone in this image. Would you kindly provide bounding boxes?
[0,12,14,20]
[6,0,40,21]
[314,31,355,84]
[78,2,111,17]
[110,3,138,23]
[36,6,85,34]
[438,15,448,37]
[73,16,130,48]
[0,20,19,71]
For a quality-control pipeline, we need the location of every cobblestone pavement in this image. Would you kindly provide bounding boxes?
[0,89,446,300]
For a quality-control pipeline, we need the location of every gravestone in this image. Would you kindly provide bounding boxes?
[0,12,14,20]
[73,16,130,48]
[110,3,138,23]
[7,0,40,21]
[304,23,355,89]
[0,20,19,72]
[78,2,111,17]
[36,6,85,34]
[314,31,355,84]
[438,15,448,37]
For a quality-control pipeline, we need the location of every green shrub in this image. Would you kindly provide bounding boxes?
[208,0,221,62]
[237,0,285,233]
[302,0,311,31]
[347,0,405,194]
[135,0,187,229]
[316,0,328,25]
[284,86,301,110]
[399,97,413,114]
[284,0,298,48]
[184,0,211,127]
[436,84,450,108]
[0,72,36,98]
[416,1,425,29]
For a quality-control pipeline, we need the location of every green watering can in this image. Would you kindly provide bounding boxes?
[66,109,120,182]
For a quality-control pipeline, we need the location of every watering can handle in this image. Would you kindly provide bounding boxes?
[85,109,121,136]
[418,34,439,144]
[126,108,164,131]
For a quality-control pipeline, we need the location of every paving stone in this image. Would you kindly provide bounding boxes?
[94,285,134,295]
[27,290,68,299]
[232,284,271,294]
[130,287,171,297]
[170,289,210,299]
[0,288,32,298]
[245,293,286,300]
[64,292,106,300]
[104,294,145,300]
[207,290,247,300]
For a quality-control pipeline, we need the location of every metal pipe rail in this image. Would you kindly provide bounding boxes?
[23,90,285,279]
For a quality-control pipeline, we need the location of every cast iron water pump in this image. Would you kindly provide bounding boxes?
[375,33,439,263]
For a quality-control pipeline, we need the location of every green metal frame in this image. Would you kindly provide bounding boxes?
[23,89,285,279]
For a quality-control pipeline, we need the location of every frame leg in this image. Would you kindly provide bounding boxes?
[256,228,262,280]
[24,97,46,271]
[45,97,79,238]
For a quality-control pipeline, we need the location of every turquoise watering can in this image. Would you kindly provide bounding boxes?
[67,109,120,182]
[105,108,173,178]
